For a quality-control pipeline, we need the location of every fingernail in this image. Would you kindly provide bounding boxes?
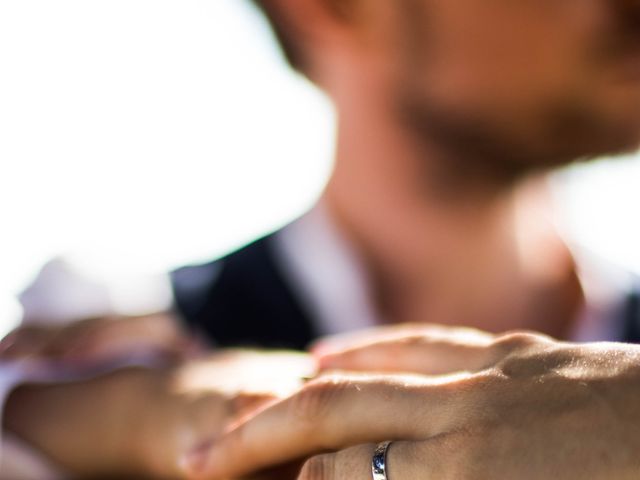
[309,341,327,356]
[312,337,353,358]
[311,341,342,360]
[316,354,340,370]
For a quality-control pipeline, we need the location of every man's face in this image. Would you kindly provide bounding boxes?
[366,0,640,176]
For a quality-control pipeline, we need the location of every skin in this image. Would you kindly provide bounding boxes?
[297,0,640,334]
[186,325,640,479]
[0,313,198,364]
[4,351,314,479]
[6,0,640,478]
[180,0,640,478]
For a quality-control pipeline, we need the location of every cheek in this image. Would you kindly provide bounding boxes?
[417,1,602,113]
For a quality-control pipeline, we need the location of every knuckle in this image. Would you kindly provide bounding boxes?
[290,376,352,422]
[225,423,253,459]
[491,331,543,355]
[490,331,555,379]
[396,333,430,347]
[298,454,335,480]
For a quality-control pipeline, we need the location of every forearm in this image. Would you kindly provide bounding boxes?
[4,367,167,478]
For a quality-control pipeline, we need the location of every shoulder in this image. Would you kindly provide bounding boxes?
[170,232,317,348]
[170,234,279,321]
[171,236,273,308]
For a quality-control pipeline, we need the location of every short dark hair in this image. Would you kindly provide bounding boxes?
[251,0,305,71]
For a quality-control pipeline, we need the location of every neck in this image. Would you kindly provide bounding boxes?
[322,102,583,338]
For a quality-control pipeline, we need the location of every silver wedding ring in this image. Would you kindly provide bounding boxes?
[372,441,393,480]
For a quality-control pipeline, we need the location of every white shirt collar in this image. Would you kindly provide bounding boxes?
[272,202,384,336]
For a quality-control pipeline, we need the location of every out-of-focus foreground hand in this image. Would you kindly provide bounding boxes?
[184,326,640,480]
[0,312,199,364]
[4,350,314,479]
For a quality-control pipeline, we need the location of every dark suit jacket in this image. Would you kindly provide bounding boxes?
[171,233,640,350]
[171,234,318,350]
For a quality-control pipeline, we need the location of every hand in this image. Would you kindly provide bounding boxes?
[5,350,314,479]
[0,313,199,364]
[184,327,640,480]
[139,350,315,477]
[313,323,500,375]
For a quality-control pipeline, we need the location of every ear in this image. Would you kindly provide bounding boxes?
[263,0,356,36]
[261,0,361,77]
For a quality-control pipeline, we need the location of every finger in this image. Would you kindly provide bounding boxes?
[238,460,305,480]
[58,314,192,362]
[312,323,495,356]
[184,373,467,479]
[297,441,435,480]
[317,325,497,375]
[0,327,54,359]
[317,327,555,376]
[318,336,493,375]
[230,392,280,419]
[59,334,188,363]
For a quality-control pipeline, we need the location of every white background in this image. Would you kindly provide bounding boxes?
[1,0,639,333]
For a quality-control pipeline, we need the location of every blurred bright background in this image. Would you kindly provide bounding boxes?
[1,0,639,334]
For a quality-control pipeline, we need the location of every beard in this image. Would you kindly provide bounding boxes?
[397,88,640,191]
[394,0,640,191]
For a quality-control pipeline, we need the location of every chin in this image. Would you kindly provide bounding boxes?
[574,134,639,162]
[594,118,640,157]
[538,105,640,164]
[595,94,640,153]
